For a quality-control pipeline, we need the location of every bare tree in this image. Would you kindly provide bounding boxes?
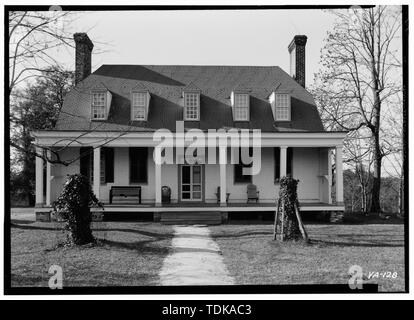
[312,6,402,213]
[8,10,78,93]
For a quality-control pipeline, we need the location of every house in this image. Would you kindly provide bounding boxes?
[32,33,347,223]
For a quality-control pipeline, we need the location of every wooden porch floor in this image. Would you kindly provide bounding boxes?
[91,202,345,212]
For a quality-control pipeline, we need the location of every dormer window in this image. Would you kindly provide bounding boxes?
[184,92,200,121]
[131,92,147,120]
[91,92,106,120]
[233,93,249,121]
[274,94,291,121]
[269,92,291,121]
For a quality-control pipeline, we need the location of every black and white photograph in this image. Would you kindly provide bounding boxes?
[2,2,409,302]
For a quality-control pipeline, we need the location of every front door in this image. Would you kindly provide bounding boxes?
[181,165,203,201]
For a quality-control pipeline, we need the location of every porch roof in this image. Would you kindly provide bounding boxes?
[32,130,347,148]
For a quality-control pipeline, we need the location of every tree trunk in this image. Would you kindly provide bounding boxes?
[370,125,382,213]
[369,26,383,214]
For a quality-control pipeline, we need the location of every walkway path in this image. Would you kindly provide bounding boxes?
[159,225,234,285]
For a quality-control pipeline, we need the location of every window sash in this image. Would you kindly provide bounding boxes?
[184,93,200,120]
[234,94,249,121]
[132,106,146,120]
[131,92,147,120]
[274,94,290,121]
[132,92,146,107]
[91,92,106,119]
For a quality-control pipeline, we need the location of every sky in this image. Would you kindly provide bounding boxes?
[57,9,338,88]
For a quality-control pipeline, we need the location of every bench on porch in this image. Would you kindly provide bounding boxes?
[109,186,141,204]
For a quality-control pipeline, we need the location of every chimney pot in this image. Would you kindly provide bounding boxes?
[288,35,307,88]
[74,33,94,84]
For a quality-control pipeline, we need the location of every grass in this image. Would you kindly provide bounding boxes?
[10,220,173,287]
[210,222,405,292]
[10,208,406,291]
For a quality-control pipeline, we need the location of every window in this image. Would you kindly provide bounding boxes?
[234,93,249,121]
[274,147,293,182]
[80,147,114,185]
[91,92,106,120]
[274,94,291,121]
[132,92,147,120]
[80,147,94,185]
[234,147,253,183]
[184,92,200,120]
[129,147,148,183]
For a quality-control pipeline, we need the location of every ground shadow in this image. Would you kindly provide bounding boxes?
[309,239,404,248]
[98,238,169,255]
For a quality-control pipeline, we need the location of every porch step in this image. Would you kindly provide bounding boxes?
[160,211,222,225]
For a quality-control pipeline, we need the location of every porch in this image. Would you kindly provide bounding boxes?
[32,130,347,221]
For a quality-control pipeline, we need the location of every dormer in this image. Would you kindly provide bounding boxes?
[91,84,112,121]
[269,92,291,121]
[130,83,150,121]
[231,91,250,121]
[182,83,201,121]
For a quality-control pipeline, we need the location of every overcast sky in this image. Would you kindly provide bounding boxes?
[59,9,338,87]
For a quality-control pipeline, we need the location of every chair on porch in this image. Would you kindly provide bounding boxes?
[247,184,259,203]
[215,186,230,203]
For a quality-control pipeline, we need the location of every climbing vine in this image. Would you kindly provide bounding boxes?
[53,174,102,245]
[274,175,304,241]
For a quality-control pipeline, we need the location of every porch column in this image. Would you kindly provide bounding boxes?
[280,146,287,177]
[35,147,44,206]
[93,147,101,199]
[219,146,227,206]
[335,145,344,203]
[155,147,162,206]
[46,149,52,206]
[327,148,333,204]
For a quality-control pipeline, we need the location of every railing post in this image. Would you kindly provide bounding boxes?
[155,147,162,206]
[280,146,287,177]
[335,145,344,203]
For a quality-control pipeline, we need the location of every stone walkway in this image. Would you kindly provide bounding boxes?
[159,225,234,285]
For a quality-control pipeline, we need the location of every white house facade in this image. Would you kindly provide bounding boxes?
[32,33,347,223]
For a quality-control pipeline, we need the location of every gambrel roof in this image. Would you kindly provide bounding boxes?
[54,64,325,132]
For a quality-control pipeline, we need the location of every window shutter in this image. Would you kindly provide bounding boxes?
[104,148,114,183]
[129,147,138,183]
[80,147,92,177]
[234,147,252,183]
[130,147,148,183]
[274,147,280,181]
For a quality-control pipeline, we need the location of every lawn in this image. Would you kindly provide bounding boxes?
[210,223,405,292]
[10,219,173,287]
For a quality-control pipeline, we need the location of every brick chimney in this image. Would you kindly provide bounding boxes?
[288,35,307,88]
[74,33,94,84]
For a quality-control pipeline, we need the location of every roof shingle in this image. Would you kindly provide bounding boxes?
[54,65,324,132]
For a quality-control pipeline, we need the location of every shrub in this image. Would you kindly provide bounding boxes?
[53,174,102,245]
